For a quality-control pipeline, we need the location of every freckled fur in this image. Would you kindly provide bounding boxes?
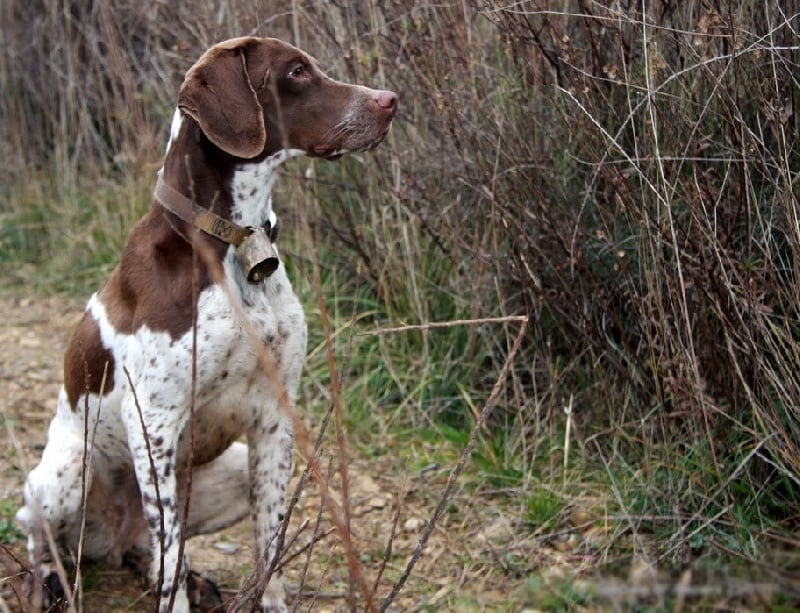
[17,36,396,613]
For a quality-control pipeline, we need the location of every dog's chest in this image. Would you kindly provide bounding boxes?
[193,262,306,399]
[159,263,306,463]
[82,260,306,467]
[180,265,305,461]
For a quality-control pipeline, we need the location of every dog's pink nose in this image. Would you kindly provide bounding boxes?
[374,90,398,115]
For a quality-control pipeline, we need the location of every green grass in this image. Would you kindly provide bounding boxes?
[520,574,592,612]
[0,499,24,544]
[1,172,150,295]
[525,489,562,530]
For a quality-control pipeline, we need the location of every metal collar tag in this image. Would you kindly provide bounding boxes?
[235,226,279,283]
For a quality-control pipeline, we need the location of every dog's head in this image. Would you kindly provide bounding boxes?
[178,36,397,160]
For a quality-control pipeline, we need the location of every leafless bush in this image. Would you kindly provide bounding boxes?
[3,1,800,605]
[474,0,800,481]
[291,1,800,491]
[0,0,299,179]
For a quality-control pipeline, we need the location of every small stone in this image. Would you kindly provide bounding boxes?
[403,517,424,533]
[213,541,240,555]
[367,496,388,510]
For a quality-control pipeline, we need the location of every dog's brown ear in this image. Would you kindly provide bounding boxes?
[178,42,267,159]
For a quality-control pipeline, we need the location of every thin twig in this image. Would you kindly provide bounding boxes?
[268,161,374,612]
[171,225,203,612]
[42,521,76,613]
[276,519,310,568]
[75,358,110,610]
[0,545,33,612]
[298,162,377,612]
[307,201,361,613]
[280,525,335,577]
[290,456,333,613]
[359,315,528,336]
[372,484,406,595]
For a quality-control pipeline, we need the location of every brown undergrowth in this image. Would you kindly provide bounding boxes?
[2,1,800,611]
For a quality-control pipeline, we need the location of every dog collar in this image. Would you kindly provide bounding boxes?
[153,175,280,282]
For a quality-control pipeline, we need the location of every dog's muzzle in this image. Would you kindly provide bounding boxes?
[235,226,279,283]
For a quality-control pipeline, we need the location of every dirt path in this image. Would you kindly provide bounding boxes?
[0,293,531,611]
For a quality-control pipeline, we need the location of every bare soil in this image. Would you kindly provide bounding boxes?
[0,293,545,612]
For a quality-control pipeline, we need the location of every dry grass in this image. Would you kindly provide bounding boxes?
[2,0,800,610]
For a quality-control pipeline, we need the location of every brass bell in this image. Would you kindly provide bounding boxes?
[234,226,279,283]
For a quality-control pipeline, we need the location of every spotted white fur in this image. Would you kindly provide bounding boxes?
[17,119,306,613]
[230,148,303,228]
[17,35,396,613]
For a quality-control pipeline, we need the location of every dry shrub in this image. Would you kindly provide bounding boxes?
[477,1,800,487]
[2,0,800,552]
[296,0,800,519]
[1,0,298,178]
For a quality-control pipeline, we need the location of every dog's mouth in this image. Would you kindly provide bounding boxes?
[310,128,391,160]
[310,144,345,160]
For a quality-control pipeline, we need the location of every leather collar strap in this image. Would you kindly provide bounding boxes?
[154,175,251,246]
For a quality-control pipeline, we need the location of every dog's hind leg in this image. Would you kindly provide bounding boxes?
[182,441,251,537]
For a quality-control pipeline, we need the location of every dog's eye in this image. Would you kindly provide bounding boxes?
[288,65,306,78]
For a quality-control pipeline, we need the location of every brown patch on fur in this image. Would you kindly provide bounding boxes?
[179,40,267,159]
[64,312,115,410]
[98,197,226,340]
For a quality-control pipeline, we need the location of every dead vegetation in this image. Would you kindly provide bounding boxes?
[2,0,800,611]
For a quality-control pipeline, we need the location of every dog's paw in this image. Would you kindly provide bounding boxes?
[23,564,67,610]
[187,570,223,612]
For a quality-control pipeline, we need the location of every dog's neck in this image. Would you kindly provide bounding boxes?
[229,148,301,228]
[162,109,303,229]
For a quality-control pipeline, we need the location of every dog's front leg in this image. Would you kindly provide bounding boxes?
[122,396,189,613]
[248,411,293,612]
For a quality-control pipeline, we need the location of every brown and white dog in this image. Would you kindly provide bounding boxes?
[16,36,396,612]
